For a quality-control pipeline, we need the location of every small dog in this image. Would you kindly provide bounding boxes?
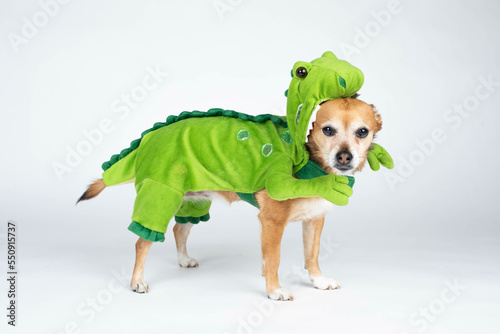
[79,97,382,301]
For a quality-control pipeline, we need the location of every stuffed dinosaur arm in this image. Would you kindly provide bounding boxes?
[367,143,394,171]
[265,155,353,206]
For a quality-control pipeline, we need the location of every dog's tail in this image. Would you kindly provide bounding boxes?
[77,179,106,204]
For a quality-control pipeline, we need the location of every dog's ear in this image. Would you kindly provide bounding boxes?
[371,104,382,133]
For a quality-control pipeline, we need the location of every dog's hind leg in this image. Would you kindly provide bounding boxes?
[128,178,186,292]
[302,216,340,290]
[131,237,153,293]
[173,223,199,268]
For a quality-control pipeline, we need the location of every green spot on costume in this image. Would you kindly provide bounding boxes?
[100,52,393,242]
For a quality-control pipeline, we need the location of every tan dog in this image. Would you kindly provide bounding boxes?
[85,97,382,301]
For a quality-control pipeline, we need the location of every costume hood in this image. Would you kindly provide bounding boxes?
[285,51,364,168]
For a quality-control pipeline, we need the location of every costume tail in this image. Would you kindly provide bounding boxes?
[77,179,106,204]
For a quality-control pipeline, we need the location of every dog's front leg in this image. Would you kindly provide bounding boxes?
[302,216,340,290]
[131,237,153,293]
[259,215,293,301]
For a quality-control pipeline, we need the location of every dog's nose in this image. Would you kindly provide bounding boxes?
[336,151,353,165]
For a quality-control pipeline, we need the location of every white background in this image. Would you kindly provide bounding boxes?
[1,0,499,333]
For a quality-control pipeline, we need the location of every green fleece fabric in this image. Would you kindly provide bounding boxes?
[236,160,355,208]
[286,51,365,167]
[174,214,210,224]
[128,221,165,242]
[104,114,356,238]
[175,199,212,220]
[109,113,345,237]
[101,52,393,242]
[367,143,394,171]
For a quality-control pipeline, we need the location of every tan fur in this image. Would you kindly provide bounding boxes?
[77,179,106,203]
[301,216,325,277]
[306,98,382,175]
[131,238,152,293]
[213,191,242,203]
[238,98,382,297]
[103,97,382,299]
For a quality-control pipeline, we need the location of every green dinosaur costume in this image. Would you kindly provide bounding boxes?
[100,52,393,242]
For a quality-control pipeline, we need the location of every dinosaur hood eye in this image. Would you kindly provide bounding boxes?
[296,67,308,78]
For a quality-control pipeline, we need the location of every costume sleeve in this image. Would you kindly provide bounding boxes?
[174,199,212,224]
[367,143,394,171]
[265,155,353,206]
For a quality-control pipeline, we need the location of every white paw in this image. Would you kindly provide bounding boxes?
[311,276,340,290]
[268,287,294,301]
[131,280,149,293]
[178,252,199,268]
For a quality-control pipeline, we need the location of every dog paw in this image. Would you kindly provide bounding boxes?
[311,276,340,290]
[268,287,294,301]
[177,253,199,268]
[131,280,149,293]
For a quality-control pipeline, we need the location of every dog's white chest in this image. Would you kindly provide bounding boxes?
[291,197,334,221]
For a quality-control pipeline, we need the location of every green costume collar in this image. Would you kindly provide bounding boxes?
[294,160,329,180]
[295,159,354,186]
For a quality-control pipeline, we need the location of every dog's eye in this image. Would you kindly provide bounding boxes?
[296,67,308,78]
[356,128,369,138]
[322,126,336,136]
